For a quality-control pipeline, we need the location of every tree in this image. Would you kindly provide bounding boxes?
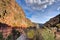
[12,28,21,40]
[12,28,17,40]
[6,34,13,40]
[6,30,20,40]
[0,32,4,40]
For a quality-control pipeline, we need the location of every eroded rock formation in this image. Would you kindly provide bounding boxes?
[0,0,31,27]
[0,0,34,38]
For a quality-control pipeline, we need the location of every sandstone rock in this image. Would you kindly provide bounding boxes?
[0,0,28,27]
[0,0,34,38]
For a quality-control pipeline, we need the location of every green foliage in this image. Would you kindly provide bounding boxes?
[16,31,21,38]
[27,29,35,39]
[5,30,20,40]
[36,29,43,40]
[6,34,13,40]
[0,32,4,40]
[41,28,55,40]
[12,28,20,40]
[26,27,55,40]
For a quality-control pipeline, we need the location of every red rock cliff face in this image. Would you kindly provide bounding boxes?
[0,0,28,27]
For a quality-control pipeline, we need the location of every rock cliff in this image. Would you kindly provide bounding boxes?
[0,0,31,28]
[0,0,34,38]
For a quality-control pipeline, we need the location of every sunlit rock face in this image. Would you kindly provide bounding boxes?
[0,0,28,27]
[0,0,36,38]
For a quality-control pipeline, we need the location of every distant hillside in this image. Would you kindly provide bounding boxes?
[44,14,60,28]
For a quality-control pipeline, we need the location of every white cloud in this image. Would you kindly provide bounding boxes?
[57,7,60,11]
[25,0,55,10]
[29,9,60,23]
[29,14,50,23]
[16,0,60,23]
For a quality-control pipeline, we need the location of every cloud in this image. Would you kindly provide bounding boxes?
[29,9,60,23]
[29,13,51,23]
[25,0,55,10]
[57,7,60,11]
[16,0,60,23]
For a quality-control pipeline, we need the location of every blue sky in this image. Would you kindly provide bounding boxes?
[16,0,60,24]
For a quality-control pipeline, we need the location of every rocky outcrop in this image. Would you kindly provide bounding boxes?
[0,0,34,38]
[44,14,60,27]
[0,0,29,27]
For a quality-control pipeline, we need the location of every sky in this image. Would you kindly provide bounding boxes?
[16,0,60,24]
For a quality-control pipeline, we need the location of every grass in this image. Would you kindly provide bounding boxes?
[40,27,55,40]
[26,27,55,40]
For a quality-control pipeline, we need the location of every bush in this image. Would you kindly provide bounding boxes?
[41,28,55,40]
[6,34,13,40]
[27,29,35,39]
[0,32,4,40]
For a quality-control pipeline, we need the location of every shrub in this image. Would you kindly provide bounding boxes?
[41,28,55,40]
